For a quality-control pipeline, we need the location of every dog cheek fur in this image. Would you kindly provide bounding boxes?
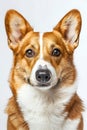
[59,56,76,86]
[9,54,37,94]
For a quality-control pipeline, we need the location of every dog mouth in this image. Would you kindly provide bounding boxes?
[27,78,61,89]
[36,82,51,87]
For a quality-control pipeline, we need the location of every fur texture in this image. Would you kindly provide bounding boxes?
[5,9,84,130]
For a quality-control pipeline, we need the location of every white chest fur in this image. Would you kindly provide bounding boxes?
[17,84,80,130]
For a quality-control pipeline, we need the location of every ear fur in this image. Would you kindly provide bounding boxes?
[5,9,33,51]
[53,9,82,50]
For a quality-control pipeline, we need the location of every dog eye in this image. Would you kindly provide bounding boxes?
[52,48,61,57]
[25,49,35,58]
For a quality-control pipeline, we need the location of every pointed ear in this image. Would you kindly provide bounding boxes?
[5,9,33,51]
[53,9,82,50]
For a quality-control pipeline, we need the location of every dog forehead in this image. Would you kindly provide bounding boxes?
[43,31,64,46]
[20,31,64,54]
[22,31,63,47]
[20,32,39,48]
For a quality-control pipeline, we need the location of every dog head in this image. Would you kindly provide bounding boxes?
[5,9,81,95]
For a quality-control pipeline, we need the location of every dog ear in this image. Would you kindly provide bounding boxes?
[53,9,82,50]
[5,9,33,51]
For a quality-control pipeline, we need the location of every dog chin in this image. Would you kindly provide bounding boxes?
[28,78,60,90]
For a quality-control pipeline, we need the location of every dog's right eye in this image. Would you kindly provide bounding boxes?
[25,49,35,58]
[52,48,61,57]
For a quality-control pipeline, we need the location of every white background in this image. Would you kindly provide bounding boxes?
[0,0,87,130]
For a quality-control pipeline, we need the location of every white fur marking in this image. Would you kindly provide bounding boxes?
[17,81,79,130]
[39,32,44,59]
[30,59,58,89]
[63,118,80,130]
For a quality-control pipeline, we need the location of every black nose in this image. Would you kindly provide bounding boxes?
[36,69,51,84]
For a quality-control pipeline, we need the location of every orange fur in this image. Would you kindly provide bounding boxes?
[43,31,76,86]
[6,97,29,130]
[65,94,84,119]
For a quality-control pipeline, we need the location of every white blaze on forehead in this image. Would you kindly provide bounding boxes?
[39,32,44,59]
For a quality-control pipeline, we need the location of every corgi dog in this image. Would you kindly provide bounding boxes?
[5,9,83,130]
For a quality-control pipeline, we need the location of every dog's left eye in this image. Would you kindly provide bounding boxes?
[25,49,35,58]
[52,48,61,57]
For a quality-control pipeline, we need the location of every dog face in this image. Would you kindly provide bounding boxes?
[5,9,81,94]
